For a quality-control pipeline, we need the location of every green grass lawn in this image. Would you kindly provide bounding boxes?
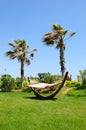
[0,91,86,130]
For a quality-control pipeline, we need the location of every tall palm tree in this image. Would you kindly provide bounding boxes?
[43,24,76,78]
[6,39,37,86]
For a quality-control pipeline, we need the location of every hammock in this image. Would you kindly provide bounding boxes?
[29,72,68,99]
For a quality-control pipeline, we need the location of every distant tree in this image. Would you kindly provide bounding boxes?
[38,72,61,83]
[44,73,54,83]
[38,73,47,82]
[6,39,37,86]
[78,70,86,84]
[43,24,76,78]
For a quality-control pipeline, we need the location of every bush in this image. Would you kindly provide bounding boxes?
[22,80,31,92]
[0,82,3,91]
[15,77,21,89]
[0,74,16,92]
[66,81,81,88]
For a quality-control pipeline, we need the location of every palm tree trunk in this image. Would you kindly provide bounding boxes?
[21,60,24,87]
[60,39,65,78]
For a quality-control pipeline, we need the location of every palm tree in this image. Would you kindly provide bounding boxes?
[43,24,76,78]
[6,39,37,86]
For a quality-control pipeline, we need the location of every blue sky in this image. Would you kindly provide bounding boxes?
[0,0,86,80]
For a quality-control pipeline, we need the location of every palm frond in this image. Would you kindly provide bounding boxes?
[14,40,20,44]
[53,24,63,30]
[43,38,50,42]
[25,58,30,65]
[9,55,16,59]
[52,32,58,39]
[30,53,34,58]
[6,51,14,56]
[43,33,52,39]
[55,40,60,48]
[8,43,15,48]
[17,51,24,56]
[44,40,54,46]
[44,33,52,36]
[70,32,76,37]
[43,33,54,43]
[60,30,68,35]
[26,49,37,54]
[6,51,16,59]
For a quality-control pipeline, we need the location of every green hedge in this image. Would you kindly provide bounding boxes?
[65,81,81,88]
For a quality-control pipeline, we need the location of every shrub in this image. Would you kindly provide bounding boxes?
[0,82,3,91]
[66,81,81,88]
[15,77,21,89]
[0,74,15,92]
[22,80,31,92]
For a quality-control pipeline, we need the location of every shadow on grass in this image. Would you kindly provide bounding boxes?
[67,89,86,97]
[76,85,86,90]
[67,93,86,97]
[66,84,86,97]
[24,96,57,101]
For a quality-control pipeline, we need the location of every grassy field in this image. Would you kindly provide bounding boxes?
[0,90,86,130]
